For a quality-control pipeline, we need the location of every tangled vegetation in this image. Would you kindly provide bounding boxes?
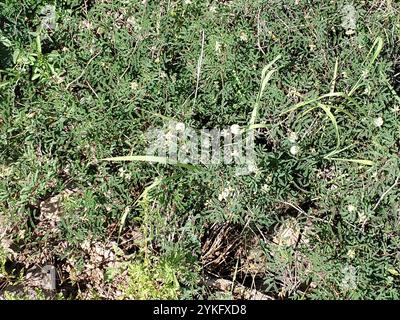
[1,0,400,299]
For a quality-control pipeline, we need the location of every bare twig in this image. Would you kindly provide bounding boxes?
[330,58,339,94]
[373,177,399,211]
[66,51,101,90]
[257,9,266,55]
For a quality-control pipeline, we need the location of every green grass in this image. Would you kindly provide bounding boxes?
[1,0,400,300]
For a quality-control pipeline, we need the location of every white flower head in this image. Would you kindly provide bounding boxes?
[347,204,356,213]
[218,187,233,201]
[247,162,258,173]
[261,184,270,192]
[118,167,126,177]
[175,122,185,132]
[82,20,93,30]
[346,249,356,260]
[358,211,368,225]
[130,81,138,90]
[290,145,299,156]
[374,117,383,128]
[239,32,248,42]
[230,124,241,135]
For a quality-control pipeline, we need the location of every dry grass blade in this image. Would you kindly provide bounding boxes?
[348,37,384,96]
[249,55,281,126]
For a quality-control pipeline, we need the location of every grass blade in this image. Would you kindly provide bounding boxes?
[326,157,375,166]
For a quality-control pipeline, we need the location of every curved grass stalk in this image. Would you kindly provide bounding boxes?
[249,55,281,126]
[279,92,357,116]
[318,103,340,153]
[348,37,383,97]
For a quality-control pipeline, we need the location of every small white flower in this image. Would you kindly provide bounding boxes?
[347,204,356,213]
[209,5,217,13]
[346,249,356,260]
[288,131,298,143]
[204,199,212,207]
[130,81,138,90]
[184,0,191,4]
[218,187,233,201]
[358,211,368,225]
[175,122,185,132]
[230,124,241,135]
[239,32,248,42]
[118,167,126,177]
[118,168,131,180]
[261,184,270,192]
[290,145,299,155]
[82,20,93,30]
[248,162,258,173]
[202,138,211,148]
[345,29,356,36]
[374,117,383,127]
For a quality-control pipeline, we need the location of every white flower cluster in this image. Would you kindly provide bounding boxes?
[288,131,300,156]
[218,186,234,202]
